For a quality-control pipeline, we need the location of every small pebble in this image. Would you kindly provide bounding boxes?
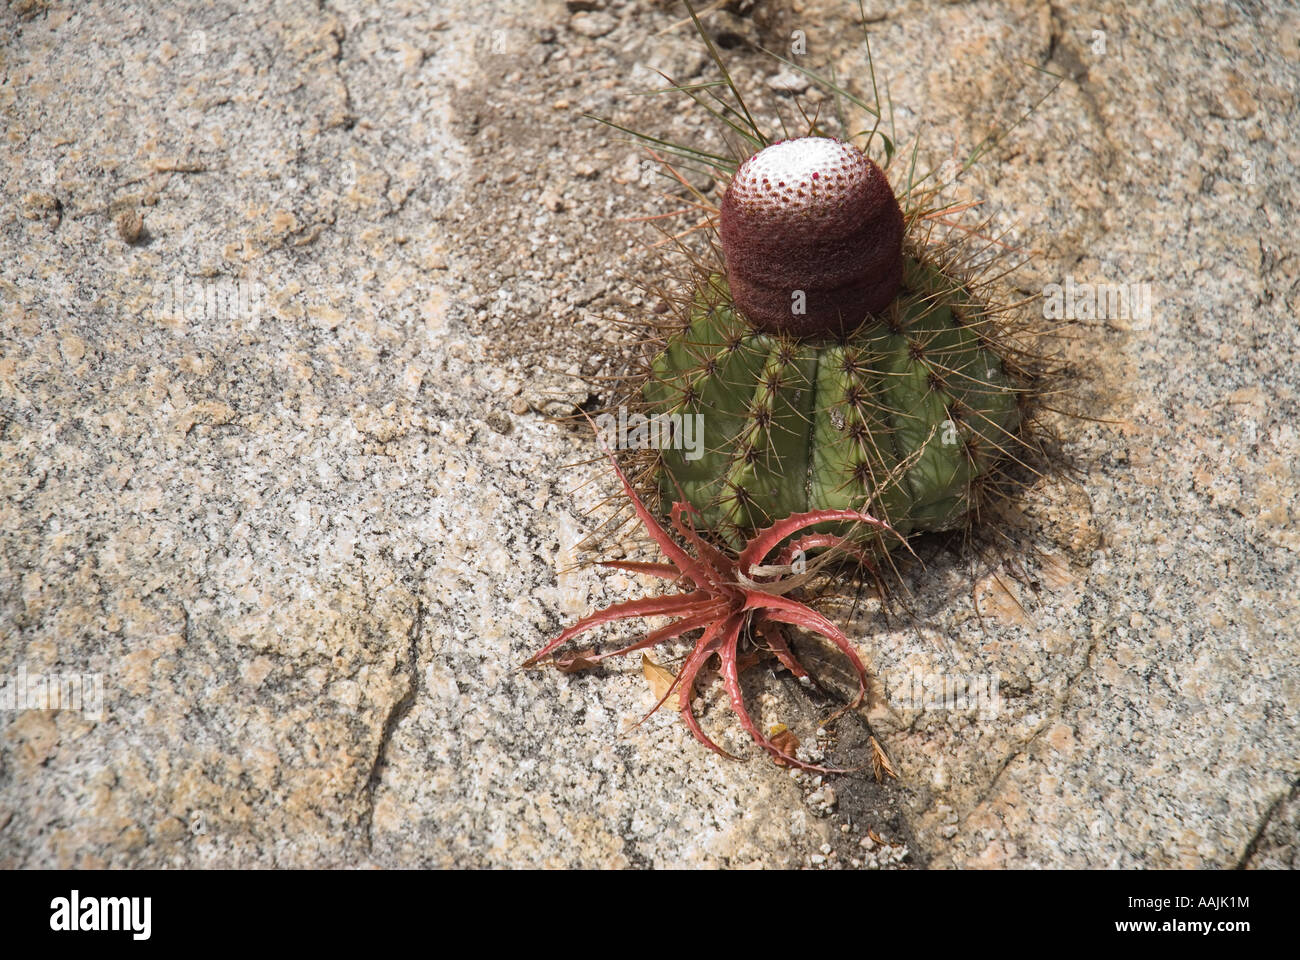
[117,209,144,244]
[539,188,564,213]
[570,12,615,38]
[767,69,809,95]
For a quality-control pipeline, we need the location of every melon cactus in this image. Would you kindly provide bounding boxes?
[528,24,1058,768]
[641,137,1026,551]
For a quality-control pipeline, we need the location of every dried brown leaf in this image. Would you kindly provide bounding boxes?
[642,654,683,703]
[867,828,901,847]
[869,735,899,782]
[769,723,800,767]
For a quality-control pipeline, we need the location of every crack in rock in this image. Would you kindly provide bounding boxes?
[363,596,426,851]
[1234,777,1300,869]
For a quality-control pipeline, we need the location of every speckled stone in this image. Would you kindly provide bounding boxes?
[1,0,1296,869]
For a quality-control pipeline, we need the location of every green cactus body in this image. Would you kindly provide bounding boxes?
[643,257,1022,548]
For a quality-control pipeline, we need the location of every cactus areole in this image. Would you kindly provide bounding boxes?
[720,137,904,337]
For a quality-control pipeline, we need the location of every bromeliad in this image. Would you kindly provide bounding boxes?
[524,448,905,772]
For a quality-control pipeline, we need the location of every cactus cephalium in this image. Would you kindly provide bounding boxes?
[641,137,1026,551]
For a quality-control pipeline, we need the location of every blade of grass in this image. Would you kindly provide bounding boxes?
[856,7,891,160]
[756,47,881,120]
[586,114,737,173]
[683,0,766,145]
[625,79,732,97]
[964,61,1065,170]
[654,69,765,151]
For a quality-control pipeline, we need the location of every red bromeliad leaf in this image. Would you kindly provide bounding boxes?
[738,508,900,575]
[594,604,729,666]
[523,591,716,667]
[525,450,902,773]
[553,649,601,674]
[599,560,685,581]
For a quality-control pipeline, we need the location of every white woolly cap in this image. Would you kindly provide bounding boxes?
[725,137,874,225]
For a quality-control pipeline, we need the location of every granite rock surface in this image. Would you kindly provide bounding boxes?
[1,0,1295,868]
